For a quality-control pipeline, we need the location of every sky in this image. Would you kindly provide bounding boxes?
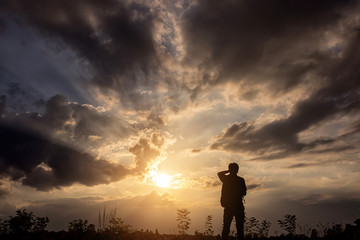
[0,0,360,235]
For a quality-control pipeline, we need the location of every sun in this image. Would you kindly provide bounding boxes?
[153,173,172,188]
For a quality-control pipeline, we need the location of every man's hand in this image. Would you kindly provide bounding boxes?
[217,170,230,182]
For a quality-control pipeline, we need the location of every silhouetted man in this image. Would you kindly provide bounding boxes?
[218,163,247,240]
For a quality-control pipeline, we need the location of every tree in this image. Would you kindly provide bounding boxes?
[258,220,271,237]
[176,208,191,234]
[67,219,95,240]
[311,228,319,239]
[244,216,271,238]
[3,209,49,234]
[107,217,132,234]
[204,215,214,236]
[0,218,8,235]
[68,219,95,233]
[244,216,260,238]
[278,214,297,235]
[32,215,49,232]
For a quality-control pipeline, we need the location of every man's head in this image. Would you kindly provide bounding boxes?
[228,162,239,174]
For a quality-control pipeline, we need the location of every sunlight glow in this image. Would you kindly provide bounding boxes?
[153,173,173,188]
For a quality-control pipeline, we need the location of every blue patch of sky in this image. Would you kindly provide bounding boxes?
[331,42,342,56]
[161,33,177,58]
[0,64,43,112]
[0,17,94,107]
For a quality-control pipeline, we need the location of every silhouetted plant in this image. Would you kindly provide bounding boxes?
[0,218,8,235]
[1,209,49,235]
[324,223,343,238]
[244,216,271,238]
[316,221,333,237]
[107,217,132,234]
[342,218,360,239]
[98,206,117,231]
[311,228,319,239]
[297,223,312,238]
[177,208,191,235]
[244,216,260,238]
[67,219,96,240]
[194,229,202,236]
[68,219,95,233]
[278,214,297,235]
[258,219,271,237]
[1,208,360,240]
[204,215,214,236]
[355,218,360,227]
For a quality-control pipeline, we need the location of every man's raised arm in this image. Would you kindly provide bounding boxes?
[217,170,229,182]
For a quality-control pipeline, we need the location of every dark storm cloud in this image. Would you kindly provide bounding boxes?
[0,94,161,191]
[247,184,261,191]
[209,28,360,158]
[41,95,72,130]
[287,163,314,169]
[181,0,360,158]
[3,94,135,143]
[182,0,354,96]
[0,0,159,109]
[71,103,133,141]
[0,122,130,191]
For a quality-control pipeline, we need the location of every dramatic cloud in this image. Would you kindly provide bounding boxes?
[0,94,166,191]
[209,29,360,159]
[182,0,355,97]
[0,0,160,109]
[0,121,131,191]
[129,138,160,173]
[129,132,168,177]
[177,0,360,159]
[2,94,135,144]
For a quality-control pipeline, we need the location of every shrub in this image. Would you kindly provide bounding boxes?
[278,214,297,235]
[177,208,191,235]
